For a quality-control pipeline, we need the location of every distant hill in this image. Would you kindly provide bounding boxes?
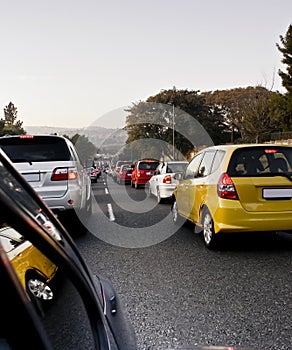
[24,125,128,155]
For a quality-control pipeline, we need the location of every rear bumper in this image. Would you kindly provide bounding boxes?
[38,186,88,212]
[211,200,292,233]
[159,184,176,198]
[135,178,151,185]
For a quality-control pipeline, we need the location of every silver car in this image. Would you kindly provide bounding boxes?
[0,134,92,233]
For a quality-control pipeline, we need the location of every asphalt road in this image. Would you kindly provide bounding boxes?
[76,173,292,350]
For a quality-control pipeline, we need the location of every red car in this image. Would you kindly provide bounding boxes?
[116,164,132,184]
[131,159,160,189]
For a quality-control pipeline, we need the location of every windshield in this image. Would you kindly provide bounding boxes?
[1,4,292,350]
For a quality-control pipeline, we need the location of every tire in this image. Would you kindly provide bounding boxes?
[202,209,218,250]
[26,275,54,316]
[171,199,184,226]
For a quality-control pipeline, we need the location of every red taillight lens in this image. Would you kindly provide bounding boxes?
[264,149,278,154]
[217,173,238,200]
[51,167,78,181]
[163,175,172,184]
[20,135,34,139]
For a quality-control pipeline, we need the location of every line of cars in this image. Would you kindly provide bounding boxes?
[110,158,188,203]
[112,144,292,250]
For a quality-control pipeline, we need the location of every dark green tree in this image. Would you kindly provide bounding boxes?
[277,24,292,94]
[0,102,26,136]
[273,24,292,134]
[125,88,228,160]
[64,133,97,166]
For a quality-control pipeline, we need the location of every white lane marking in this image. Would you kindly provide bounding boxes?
[105,188,109,194]
[107,203,115,221]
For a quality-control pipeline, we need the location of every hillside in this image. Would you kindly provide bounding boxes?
[24,125,128,154]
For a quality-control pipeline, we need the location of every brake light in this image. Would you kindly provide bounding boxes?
[51,167,78,181]
[163,175,172,184]
[217,173,238,200]
[20,135,34,139]
[264,149,278,154]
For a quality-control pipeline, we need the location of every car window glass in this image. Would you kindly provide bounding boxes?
[166,163,186,173]
[210,150,225,173]
[197,151,216,177]
[0,137,72,162]
[185,152,204,178]
[0,227,23,252]
[138,162,159,170]
[228,146,292,176]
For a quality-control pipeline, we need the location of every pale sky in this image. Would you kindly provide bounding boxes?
[1,0,291,129]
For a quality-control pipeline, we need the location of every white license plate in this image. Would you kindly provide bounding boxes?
[146,172,153,175]
[263,188,292,199]
[23,173,40,182]
[127,174,132,176]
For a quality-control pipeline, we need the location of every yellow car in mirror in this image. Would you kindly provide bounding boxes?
[0,225,58,310]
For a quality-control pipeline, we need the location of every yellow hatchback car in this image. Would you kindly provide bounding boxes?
[0,225,58,309]
[172,144,292,249]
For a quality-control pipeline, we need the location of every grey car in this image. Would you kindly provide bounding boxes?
[0,134,92,233]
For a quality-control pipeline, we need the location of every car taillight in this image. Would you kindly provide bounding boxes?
[20,135,34,139]
[217,173,238,200]
[163,175,172,184]
[51,167,78,181]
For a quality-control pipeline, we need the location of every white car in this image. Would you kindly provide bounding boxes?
[147,161,188,203]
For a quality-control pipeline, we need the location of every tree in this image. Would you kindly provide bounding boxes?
[274,24,292,133]
[241,95,278,143]
[125,88,227,160]
[277,24,292,94]
[64,134,97,166]
[203,86,272,143]
[0,102,26,136]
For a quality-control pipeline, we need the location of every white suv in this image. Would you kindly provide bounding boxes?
[0,134,92,233]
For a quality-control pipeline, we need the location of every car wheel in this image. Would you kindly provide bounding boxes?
[202,209,218,249]
[27,277,53,301]
[171,200,184,226]
[26,275,54,316]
